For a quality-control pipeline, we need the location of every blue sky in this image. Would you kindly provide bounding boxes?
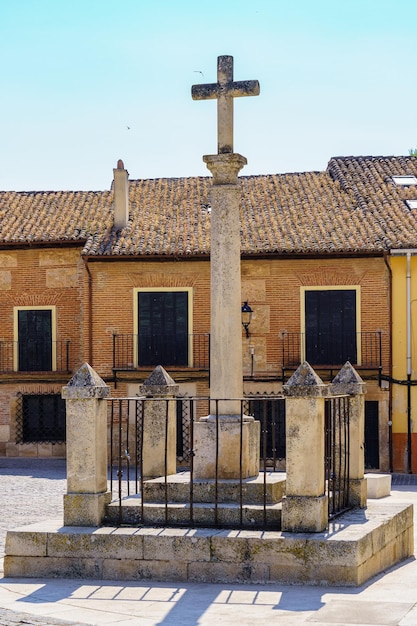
[1,0,416,191]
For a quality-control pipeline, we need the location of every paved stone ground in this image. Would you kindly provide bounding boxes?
[0,458,88,625]
[0,458,66,557]
[0,459,415,625]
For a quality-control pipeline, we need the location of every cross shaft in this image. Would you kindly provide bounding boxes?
[192,55,260,154]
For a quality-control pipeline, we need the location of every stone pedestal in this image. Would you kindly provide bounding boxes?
[61,363,111,526]
[194,416,260,479]
[139,366,179,479]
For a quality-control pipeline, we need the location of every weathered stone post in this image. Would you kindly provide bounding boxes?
[330,362,367,508]
[282,362,328,532]
[62,363,111,526]
[139,365,179,479]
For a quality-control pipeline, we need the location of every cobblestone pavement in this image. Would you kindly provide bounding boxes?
[0,458,76,625]
[0,458,66,558]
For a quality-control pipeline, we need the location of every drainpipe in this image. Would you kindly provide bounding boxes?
[390,249,417,473]
[383,252,393,473]
[407,252,412,473]
[83,257,93,366]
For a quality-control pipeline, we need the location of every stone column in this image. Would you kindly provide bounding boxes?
[330,362,367,508]
[138,366,179,479]
[193,153,260,479]
[204,153,246,413]
[282,362,328,532]
[62,363,111,526]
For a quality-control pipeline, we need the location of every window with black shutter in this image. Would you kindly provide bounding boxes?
[305,289,357,365]
[16,393,66,443]
[17,309,53,371]
[137,291,189,366]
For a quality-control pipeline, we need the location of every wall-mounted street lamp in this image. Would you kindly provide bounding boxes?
[241,301,253,338]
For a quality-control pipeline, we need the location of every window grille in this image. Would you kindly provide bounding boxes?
[16,393,66,444]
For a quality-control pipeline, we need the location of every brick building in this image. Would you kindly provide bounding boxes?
[1,156,417,471]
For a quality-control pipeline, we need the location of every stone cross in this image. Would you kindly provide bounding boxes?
[192,55,260,154]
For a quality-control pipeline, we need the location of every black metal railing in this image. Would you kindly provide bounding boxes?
[325,396,351,519]
[280,331,382,370]
[107,396,286,530]
[16,392,66,444]
[112,333,210,370]
[0,340,70,373]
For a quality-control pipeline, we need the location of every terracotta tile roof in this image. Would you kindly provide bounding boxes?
[2,157,417,256]
[0,190,113,244]
[327,156,417,250]
[83,171,364,256]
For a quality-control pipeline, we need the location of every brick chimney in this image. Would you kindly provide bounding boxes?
[113,159,129,229]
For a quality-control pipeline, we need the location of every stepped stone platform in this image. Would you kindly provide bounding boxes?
[4,498,413,587]
[105,471,286,528]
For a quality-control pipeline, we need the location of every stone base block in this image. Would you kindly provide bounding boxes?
[4,499,414,587]
[64,491,112,526]
[349,477,367,508]
[194,417,260,479]
[281,494,328,532]
[366,473,392,499]
[142,471,286,504]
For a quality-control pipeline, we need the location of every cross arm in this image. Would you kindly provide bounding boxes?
[191,83,218,100]
[192,79,260,101]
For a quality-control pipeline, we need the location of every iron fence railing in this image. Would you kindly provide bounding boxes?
[107,396,286,530]
[325,395,351,519]
[107,392,353,529]
[0,340,70,373]
[112,333,210,370]
[16,392,66,444]
[279,331,382,370]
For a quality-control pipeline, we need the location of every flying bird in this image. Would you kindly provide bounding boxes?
[193,71,204,77]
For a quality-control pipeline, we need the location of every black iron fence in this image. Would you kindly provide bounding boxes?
[325,395,351,519]
[112,333,210,370]
[16,392,66,444]
[106,391,354,529]
[0,340,70,373]
[279,331,382,371]
[107,395,286,530]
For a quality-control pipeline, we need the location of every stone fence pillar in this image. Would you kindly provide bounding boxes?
[282,362,328,533]
[330,362,367,508]
[62,363,111,526]
[138,366,179,479]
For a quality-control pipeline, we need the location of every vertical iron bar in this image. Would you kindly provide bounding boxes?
[346,396,351,507]
[272,400,277,469]
[164,399,169,525]
[239,400,243,526]
[189,398,195,525]
[215,399,219,527]
[140,398,145,525]
[134,399,139,493]
[125,399,130,497]
[262,400,268,528]
[117,398,123,526]
[110,400,114,494]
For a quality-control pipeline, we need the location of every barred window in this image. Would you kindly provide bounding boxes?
[16,393,66,444]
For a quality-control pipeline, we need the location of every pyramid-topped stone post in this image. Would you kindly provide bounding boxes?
[282,362,328,532]
[330,362,367,507]
[61,363,111,526]
[139,365,179,479]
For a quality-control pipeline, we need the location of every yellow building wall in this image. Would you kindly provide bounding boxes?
[391,254,417,472]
